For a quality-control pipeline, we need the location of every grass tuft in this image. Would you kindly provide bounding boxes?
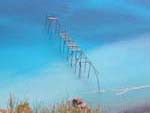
[1,95,103,113]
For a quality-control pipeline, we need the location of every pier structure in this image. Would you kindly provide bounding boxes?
[46,16,61,35]
[46,16,100,91]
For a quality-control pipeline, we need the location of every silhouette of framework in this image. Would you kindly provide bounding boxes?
[46,16,100,91]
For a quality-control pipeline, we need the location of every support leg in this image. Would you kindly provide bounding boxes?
[47,20,52,33]
[87,63,91,78]
[84,61,87,73]
[70,51,74,67]
[78,60,82,78]
[74,53,78,73]
[59,38,63,53]
[45,16,48,31]
[67,47,70,61]
[55,20,60,35]
[62,41,65,54]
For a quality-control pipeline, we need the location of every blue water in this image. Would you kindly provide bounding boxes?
[0,0,150,112]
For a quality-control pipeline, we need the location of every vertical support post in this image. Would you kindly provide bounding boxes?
[62,40,66,54]
[62,33,67,54]
[47,20,52,34]
[94,70,100,91]
[84,61,87,73]
[75,51,82,74]
[45,15,48,31]
[78,59,82,78]
[87,62,91,78]
[55,20,61,35]
[70,51,74,67]
[67,47,70,61]
[74,52,78,73]
[59,36,62,53]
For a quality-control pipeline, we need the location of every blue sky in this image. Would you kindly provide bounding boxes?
[0,0,150,110]
[0,0,150,47]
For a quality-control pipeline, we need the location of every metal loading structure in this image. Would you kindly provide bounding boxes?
[46,16,100,91]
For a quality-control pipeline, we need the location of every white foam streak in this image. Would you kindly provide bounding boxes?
[116,85,150,95]
[81,85,150,96]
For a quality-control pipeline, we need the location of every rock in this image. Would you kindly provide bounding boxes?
[72,97,87,109]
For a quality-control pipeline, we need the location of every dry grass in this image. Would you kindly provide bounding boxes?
[0,95,103,113]
[33,103,102,113]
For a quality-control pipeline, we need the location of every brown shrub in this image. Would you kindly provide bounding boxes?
[15,101,32,113]
[0,109,7,113]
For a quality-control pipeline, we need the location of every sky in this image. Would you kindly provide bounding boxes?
[0,0,150,111]
[0,0,150,47]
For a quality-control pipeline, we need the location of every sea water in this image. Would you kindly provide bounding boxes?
[0,0,150,112]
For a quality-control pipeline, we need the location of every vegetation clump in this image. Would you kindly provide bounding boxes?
[0,95,103,113]
[15,101,32,113]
